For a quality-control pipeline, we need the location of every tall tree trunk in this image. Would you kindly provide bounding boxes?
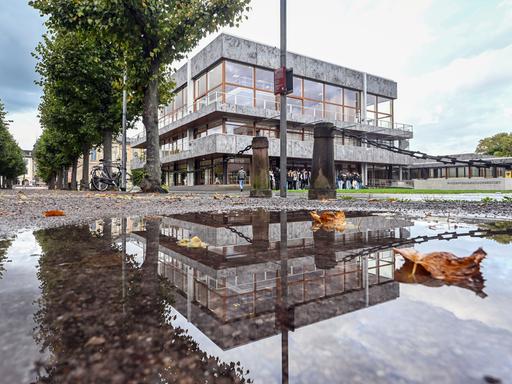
[71,158,78,190]
[142,59,162,192]
[48,173,56,190]
[81,145,90,190]
[102,128,112,169]
[62,166,68,190]
[56,168,63,190]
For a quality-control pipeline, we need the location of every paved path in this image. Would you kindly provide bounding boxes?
[1,189,511,238]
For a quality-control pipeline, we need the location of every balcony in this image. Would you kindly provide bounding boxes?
[130,91,413,148]
[131,134,413,171]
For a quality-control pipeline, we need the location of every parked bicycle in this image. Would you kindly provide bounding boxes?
[91,160,134,192]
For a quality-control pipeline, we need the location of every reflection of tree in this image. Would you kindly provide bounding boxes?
[33,218,249,383]
[480,221,512,245]
[0,237,13,280]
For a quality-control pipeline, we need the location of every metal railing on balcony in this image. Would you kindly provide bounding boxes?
[129,91,412,144]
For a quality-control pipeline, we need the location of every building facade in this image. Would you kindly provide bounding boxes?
[17,149,39,186]
[131,34,413,187]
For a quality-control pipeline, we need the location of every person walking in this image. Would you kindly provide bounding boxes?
[238,166,247,192]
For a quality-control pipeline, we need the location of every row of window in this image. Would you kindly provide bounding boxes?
[160,60,395,128]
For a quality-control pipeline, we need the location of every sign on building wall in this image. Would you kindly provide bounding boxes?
[274,66,293,95]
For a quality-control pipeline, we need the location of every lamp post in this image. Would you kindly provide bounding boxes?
[121,70,128,191]
[279,0,287,198]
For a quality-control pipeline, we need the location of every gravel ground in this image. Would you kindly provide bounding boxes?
[1,189,511,238]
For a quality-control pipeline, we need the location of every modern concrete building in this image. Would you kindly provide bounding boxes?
[131,33,413,188]
[408,153,512,190]
[124,210,406,350]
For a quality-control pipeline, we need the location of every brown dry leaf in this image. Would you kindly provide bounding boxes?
[393,247,487,282]
[309,210,346,232]
[177,236,207,248]
[85,336,106,347]
[43,210,65,217]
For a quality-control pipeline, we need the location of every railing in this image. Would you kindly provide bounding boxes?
[128,91,413,144]
[154,90,412,132]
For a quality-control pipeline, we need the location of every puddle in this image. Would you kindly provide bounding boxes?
[0,210,511,383]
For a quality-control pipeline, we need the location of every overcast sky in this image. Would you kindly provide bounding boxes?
[1,0,511,154]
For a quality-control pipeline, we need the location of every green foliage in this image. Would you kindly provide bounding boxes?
[476,132,512,157]
[0,100,26,184]
[131,168,146,186]
[32,30,140,184]
[30,0,251,189]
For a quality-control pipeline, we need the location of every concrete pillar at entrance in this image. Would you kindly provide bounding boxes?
[252,209,270,250]
[250,136,272,198]
[186,159,195,186]
[399,166,403,181]
[308,122,336,200]
[313,229,337,269]
[222,156,228,184]
[361,163,368,187]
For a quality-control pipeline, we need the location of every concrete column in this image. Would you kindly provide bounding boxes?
[313,229,337,270]
[361,163,368,187]
[250,136,272,197]
[252,209,270,250]
[186,159,195,186]
[399,166,403,181]
[186,60,194,114]
[308,122,336,200]
[222,156,228,184]
[361,73,367,123]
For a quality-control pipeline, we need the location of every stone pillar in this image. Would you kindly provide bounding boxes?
[251,209,270,250]
[187,159,195,186]
[361,163,368,187]
[308,122,336,200]
[222,156,228,184]
[313,229,337,270]
[399,166,403,181]
[250,136,272,198]
[362,73,367,124]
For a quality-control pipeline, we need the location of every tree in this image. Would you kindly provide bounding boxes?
[34,31,139,189]
[476,132,512,157]
[0,100,26,188]
[30,0,251,191]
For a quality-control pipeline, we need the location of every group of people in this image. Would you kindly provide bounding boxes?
[336,171,362,190]
[237,166,363,191]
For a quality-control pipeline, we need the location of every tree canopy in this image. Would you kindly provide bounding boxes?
[33,30,139,188]
[0,100,26,186]
[476,132,512,157]
[30,0,251,191]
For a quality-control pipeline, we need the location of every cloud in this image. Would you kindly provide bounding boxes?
[8,109,42,150]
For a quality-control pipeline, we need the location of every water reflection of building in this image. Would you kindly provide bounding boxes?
[128,211,409,350]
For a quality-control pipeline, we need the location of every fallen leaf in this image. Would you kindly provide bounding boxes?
[310,210,346,232]
[85,336,106,347]
[177,236,207,248]
[43,210,65,217]
[393,247,486,282]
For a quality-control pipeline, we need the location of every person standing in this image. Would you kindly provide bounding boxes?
[238,166,247,192]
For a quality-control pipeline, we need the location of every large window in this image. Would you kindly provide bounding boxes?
[225,61,253,87]
[255,68,273,91]
[303,79,323,101]
[367,94,392,126]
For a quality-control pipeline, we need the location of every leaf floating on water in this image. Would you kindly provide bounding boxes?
[43,210,65,217]
[177,236,207,248]
[393,247,487,282]
[310,210,346,232]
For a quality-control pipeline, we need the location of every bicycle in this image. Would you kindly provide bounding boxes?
[91,159,134,192]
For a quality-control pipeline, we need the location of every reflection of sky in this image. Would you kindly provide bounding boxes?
[0,231,44,384]
[170,219,512,384]
[1,219,511,384]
